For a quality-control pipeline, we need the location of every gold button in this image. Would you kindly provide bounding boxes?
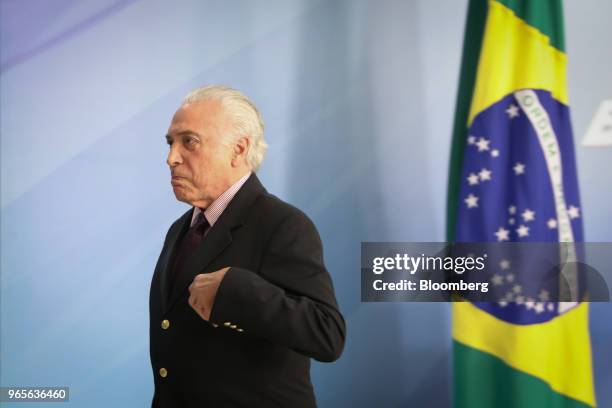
[230,325,237,329]
[237,328,244,332]
[161,320,170,330]
[212,323,218,328]
[159,368,168,378]
[223,322,231,327]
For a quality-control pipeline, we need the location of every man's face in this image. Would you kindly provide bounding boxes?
[166,100,235,208]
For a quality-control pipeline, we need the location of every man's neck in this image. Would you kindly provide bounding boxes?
[191,169,251,209]
[225,169,251,190]
[191,171,252,227]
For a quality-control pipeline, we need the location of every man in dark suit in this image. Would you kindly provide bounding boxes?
[149,85,346,407]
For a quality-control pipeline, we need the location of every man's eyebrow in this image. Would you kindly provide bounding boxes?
[166,131,201,139]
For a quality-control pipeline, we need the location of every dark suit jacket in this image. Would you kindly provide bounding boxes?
[149,173,346,407]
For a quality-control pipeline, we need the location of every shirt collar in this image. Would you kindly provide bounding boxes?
[190,172,252,227]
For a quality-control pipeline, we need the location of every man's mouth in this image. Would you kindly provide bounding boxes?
[171,176,187,186]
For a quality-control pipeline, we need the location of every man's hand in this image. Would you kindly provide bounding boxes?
[188,267,230,321]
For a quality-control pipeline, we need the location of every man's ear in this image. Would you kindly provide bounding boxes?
[231,136,250,167]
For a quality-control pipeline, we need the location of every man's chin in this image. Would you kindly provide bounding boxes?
[172,187,191,203]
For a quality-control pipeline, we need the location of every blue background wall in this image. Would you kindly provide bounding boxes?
[1,1,610,407]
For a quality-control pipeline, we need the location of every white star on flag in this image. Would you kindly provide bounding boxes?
[476,137,490,152]
[525,300,535,310]
[467,173,479,185]
[467,135,476,145]
[499,259,511,270]
[508,205,517,215]
[506,104,520,118]
[547,218,558,229]
[513,162,526,175]
[534,302,545,314]
[495,227,510,241]
[568,205,580,219]
[506,273,515,282]
[521,208,535,222]
[512,284,522,294]
[491,149,499,157]
[478,168,492,181]
[538,289,550,302]
[516,224,530,238]
[508,218,515,225]
[464,194,479,208]
[515,295,525,304]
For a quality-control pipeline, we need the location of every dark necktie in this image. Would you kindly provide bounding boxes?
[168,211,209,295]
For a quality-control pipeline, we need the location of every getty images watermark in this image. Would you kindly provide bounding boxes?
[372,252,489,293]
[361,242,611,302]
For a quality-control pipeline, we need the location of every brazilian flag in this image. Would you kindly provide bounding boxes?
[447,0,596,407]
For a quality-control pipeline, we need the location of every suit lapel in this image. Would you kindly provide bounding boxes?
[164,173,266,313]
[158,210,192,313]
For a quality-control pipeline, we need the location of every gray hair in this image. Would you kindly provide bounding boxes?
[183,85,267,171]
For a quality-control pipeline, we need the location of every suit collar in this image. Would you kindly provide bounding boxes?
[213,172,266,229]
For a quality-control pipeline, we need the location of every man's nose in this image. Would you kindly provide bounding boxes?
[167,145,182,167]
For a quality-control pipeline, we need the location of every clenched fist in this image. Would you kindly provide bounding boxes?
[188,267,230,321]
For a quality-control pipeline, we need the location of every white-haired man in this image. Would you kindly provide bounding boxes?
[149,85,346,407]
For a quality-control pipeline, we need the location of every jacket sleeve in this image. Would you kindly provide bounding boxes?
[208,211,346,362]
